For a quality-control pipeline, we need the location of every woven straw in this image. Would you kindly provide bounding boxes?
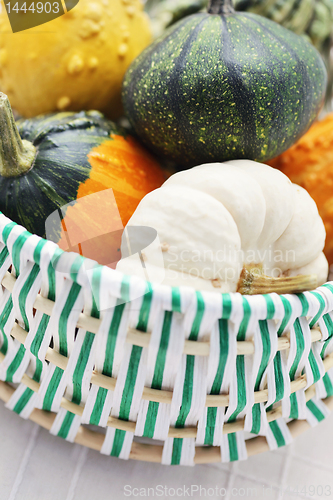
[0,212,333,465]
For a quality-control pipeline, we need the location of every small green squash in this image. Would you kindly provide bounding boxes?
[123,0,327,167]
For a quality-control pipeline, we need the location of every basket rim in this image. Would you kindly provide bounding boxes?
[2,270,324,358]
[0,212,331,310]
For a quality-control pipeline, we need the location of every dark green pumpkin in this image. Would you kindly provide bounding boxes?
[0,104,119,242]
[124,0,327,167]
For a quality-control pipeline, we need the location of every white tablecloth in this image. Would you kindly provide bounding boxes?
[1,402,333,500]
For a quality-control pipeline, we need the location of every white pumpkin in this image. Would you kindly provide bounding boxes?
[117,160,328,294]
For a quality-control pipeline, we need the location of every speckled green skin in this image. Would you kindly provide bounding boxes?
[122,11,327,167]
[0,111,122,240]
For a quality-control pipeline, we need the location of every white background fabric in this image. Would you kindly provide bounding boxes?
[1,402,333,500]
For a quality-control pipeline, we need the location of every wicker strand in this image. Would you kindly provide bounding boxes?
[0,379,332,463]
[2,326,333,438]
[9,321,324,408]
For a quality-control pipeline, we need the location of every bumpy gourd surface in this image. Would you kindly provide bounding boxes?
[269,114,333,266]
[0,0,152,118]
[123,12,327,166]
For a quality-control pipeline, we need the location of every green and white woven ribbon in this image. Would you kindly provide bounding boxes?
[0,223,32,385]
[135,288,196,444]
[315,285,333,400]
[306,398,331,426]
[6,237,59,418]
[37,273,84,416]
[162,290,220,465]
[195,294,239,453]
[81,291,130,428]
[266,418,293,450]
[100,276,156,459]
[0,233,16,373]
[244,295,280,436]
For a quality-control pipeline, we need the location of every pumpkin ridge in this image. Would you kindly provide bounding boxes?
[235,20,283,89]
[123,13,204,105]
[156,12,205,44]
[241,12,326,152]
[161,15,212,146]
[233,15,290,155]
[235,15,283,70]
[220,15,259,158]
[242,13,309,64]
[250,15,316,132]
[242,13,315,101]
[122,13,210,161]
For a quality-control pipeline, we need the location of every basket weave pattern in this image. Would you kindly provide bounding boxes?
[0,214,333,465]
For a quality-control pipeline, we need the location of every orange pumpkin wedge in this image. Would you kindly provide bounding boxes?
[268,113,333,264]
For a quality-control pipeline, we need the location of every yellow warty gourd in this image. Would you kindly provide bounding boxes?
[0,0,151,118]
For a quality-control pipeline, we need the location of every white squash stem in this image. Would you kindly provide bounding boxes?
[237,264,318,295]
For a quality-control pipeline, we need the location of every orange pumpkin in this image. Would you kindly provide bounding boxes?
[268,113,333,264]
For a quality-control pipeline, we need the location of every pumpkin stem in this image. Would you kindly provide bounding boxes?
[208,0,235,15]
[237,264,318,295]
[0,93,36,178]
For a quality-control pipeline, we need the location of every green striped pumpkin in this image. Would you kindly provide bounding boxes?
[124,0,327,167]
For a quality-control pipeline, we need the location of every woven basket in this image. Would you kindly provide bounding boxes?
[0,213,333,466]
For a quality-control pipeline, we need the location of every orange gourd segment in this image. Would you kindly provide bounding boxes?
[268,114,333,264]
[57,133,166,268]
[85,134,166,226]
